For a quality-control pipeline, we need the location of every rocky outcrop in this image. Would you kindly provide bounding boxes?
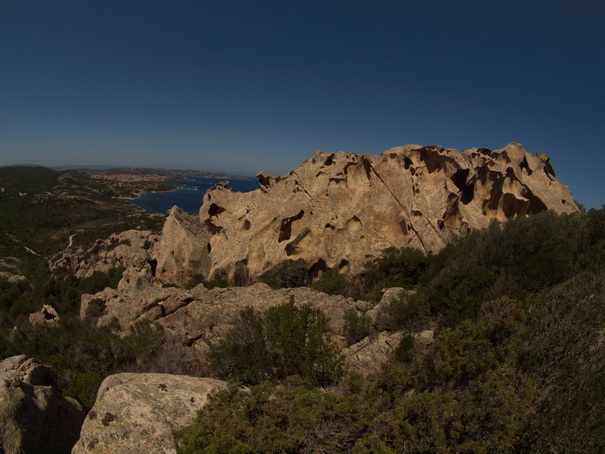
[51,229,160,279]
[71,373,226,454]
[156,143,578,284]
[0,257,27,284]
[28,304,60,326]
[152,206,211,287]
[0,355,86,454]
[84,281,370,356]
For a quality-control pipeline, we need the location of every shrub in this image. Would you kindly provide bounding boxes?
[177,376,374,454]
[311,268,349,296]
[264,302,344,386]
[344,308,372,345]
[362,247,429,297]
[85,298,106,319]
[376,291,429,332]
[209,302,344,387]
[259,259,309,289]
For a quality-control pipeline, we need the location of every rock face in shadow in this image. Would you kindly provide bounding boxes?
[71,373,227,454]
[0,355,86,454]
[153,143,579,284]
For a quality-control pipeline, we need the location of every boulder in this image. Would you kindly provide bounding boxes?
[344,329,434,376]
[191,143,579,283]
[152,206,211,286]
[0,355,86,454]
[71,373,227,454]
[28,304,60,326]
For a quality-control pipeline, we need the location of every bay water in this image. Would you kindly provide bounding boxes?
[129,177,258,214]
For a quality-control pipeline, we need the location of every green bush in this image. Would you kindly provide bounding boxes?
[394,334,415,363]
[344,308,372,345]
[264,302,344,386]
[258,259,309,289]
[177,376,374,454]
[209,302,344,387]
[311,268,349,296]
[85,298,106,319]
[362,247,429,298]
[376,291,429,332]
[207,307,272,385]
[63,371,105,410]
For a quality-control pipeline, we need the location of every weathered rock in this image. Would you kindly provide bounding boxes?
[344,329,434,376]
[86,282,367,351]
[366,287,409,323]
[51,229,159,280]
[152,206,211,286]
[344,331,405,376]
[188,143,578,283]
[28,304,60,326]
[71,373,227,454]
[0,355,86,454]
[0,257,27,284]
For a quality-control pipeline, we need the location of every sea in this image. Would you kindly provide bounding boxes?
[129,177,258,214]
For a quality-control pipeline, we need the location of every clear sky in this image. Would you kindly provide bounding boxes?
[1,0,603,208]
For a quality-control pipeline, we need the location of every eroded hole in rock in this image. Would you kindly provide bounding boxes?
[506,167,518,180]
[325,223,335,230]
[403,157,413,170]
[412,210,422,216]
[543,164,556,180]
[399,220,408,236]
[285,229,311,257]
[339,259,350,273]
[519,157,533,175]
[309,259,327,281]
[346,215,362,232]
[243,219,251,230]
[233,259,249,286]
[207,243,212,253]
[278,210,305,242]
[323,154,335,166]
[204,219,223,236]
[285,243,297,256]
[437,219,445,229]
[419,148,442,173]
[451,169,474,204]
[502,193,529,218]
[527,192,548,214]
[208,203,226,217]
[148,259,157,277]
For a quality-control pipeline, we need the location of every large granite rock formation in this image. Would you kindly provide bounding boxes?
[0,355,86,454]
[153,143,579,285]
[71,373,226,454]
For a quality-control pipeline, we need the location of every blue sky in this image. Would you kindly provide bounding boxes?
[1,0,603,208]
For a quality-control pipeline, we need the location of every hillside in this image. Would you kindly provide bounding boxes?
[0,148,603,453]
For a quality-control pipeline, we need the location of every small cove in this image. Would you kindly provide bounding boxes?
[129,177,258,214]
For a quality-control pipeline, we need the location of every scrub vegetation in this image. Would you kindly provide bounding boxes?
[178,208,605,453]
[1,167,604,452]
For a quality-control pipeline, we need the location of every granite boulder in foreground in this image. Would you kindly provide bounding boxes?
[71,373,227,454]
